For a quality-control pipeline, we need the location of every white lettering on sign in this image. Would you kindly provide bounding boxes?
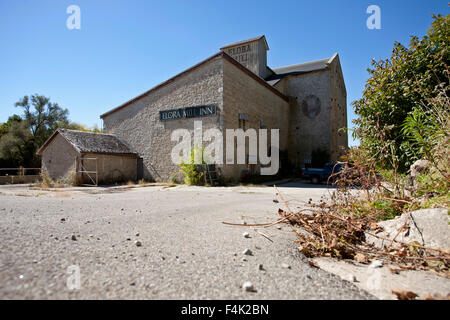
[160,105,217,121]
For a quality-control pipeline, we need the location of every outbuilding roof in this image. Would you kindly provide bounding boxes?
[36,129,137,156]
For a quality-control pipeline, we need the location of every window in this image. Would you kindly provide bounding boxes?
[260,120,267,129]
[238,113,248,130]
[239,118,246,130]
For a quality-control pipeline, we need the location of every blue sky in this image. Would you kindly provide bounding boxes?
[0,0,448,146]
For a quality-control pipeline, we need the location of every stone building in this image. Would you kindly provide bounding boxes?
[99,35,347,182]
[37,129,138,184]
[41,35,347,183]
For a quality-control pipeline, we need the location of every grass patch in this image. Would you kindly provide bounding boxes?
[35,172,73,188]
[341,198,403,221]
[161,184,177,189]
[237,183,269,188]
[15,193,38,197]
[409,193,450,211]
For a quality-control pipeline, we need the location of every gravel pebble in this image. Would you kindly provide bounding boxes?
[369,260,383,269]
[345,274,357,282]
[242,281,256,292]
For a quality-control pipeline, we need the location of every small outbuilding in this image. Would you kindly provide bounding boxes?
[37,129,138,185]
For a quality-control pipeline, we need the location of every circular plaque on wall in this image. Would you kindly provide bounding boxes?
[301,95,321,119]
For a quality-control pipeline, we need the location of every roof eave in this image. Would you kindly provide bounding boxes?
[100,52,223,119]
[36,129,81,156]
[80,151,138,157]
[221,52,288,102]
[220,35,269,51]
[101,50,288,119]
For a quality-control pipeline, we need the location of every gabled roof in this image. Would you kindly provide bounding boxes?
[100,52,222,119]
[100,51,288,118]
[36,129,137,156]
[272,58,330,74]
[265,54,339,84]
[220,35,269,51]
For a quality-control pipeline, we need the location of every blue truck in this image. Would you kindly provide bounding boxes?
[300,163,345,184]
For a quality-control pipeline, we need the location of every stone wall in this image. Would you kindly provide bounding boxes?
[278,70,331,168]
[221,37,269,78]
[222,58,290,181]
[102,56,224,181]
[41,134,79,181]
[328,54,348,161]
[80,153,137,184]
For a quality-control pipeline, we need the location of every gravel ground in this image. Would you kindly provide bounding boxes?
[0,182,375,299]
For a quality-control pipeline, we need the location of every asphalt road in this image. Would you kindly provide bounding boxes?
[0,182,374,299]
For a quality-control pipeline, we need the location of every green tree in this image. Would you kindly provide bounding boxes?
[0,121,33,167]
[63,122,102,133]
[352,14,449,172]
[1,95,102,168]
[14,94,70,149]
[0,114,22,139]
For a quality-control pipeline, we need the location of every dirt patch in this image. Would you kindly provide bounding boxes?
[53,192,72,198]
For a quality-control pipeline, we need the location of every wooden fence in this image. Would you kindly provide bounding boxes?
[0,168,41,185]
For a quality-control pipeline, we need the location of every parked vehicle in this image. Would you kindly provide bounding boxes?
[300,163,345,184]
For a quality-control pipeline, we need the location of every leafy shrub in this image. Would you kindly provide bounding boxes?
[371,200,401,220]
[352,14,449,172]
[179,148,205,186]
[169,173,178,184]
[38,170,77,188]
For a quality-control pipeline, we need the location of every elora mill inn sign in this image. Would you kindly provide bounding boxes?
[160,105,217,121]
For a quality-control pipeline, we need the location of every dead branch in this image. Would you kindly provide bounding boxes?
[383,197,413,204]
[253,228,274,242]
[274,185,293,213]
[222,221,277,227]
[388,214,411,248]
